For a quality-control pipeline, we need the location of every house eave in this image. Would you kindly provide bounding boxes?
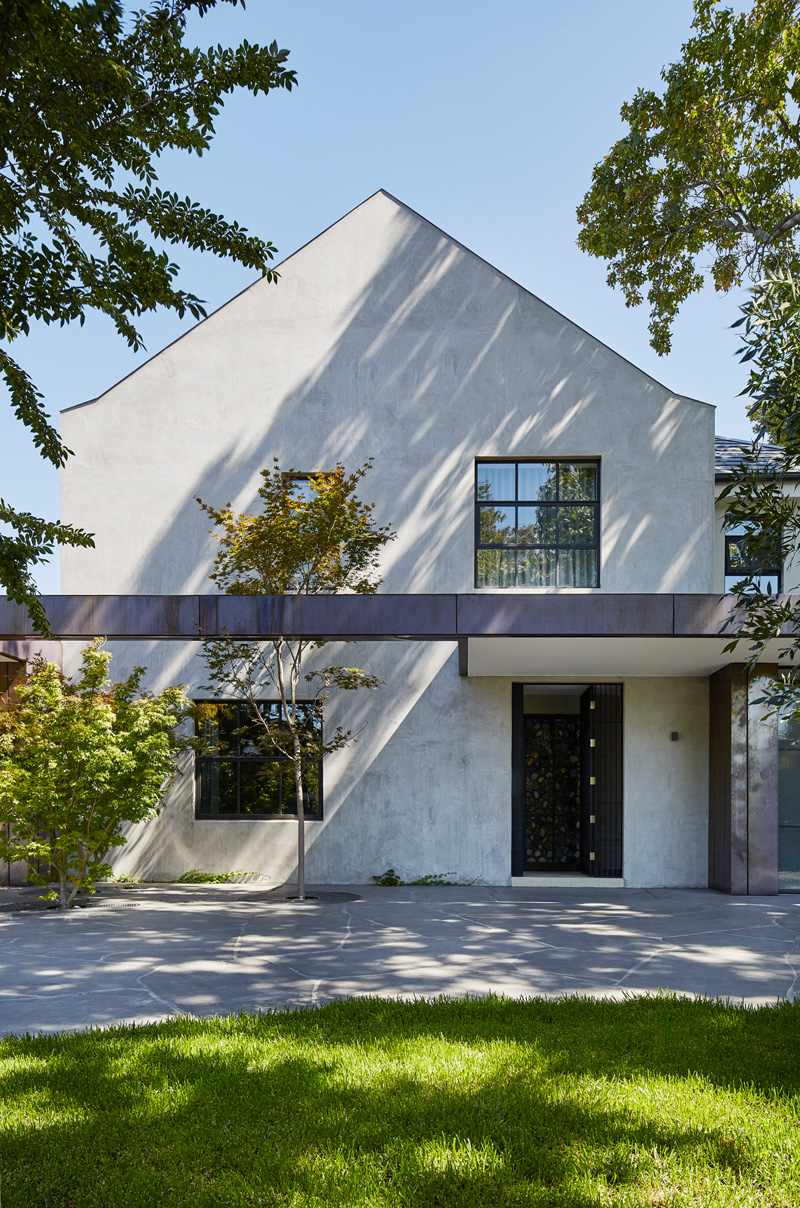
[0,591,792,644]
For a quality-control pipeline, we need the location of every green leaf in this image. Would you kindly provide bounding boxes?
[577,0,800,352]
[0,0,297,625]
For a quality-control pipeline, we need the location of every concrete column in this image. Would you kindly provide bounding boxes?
[747,666,779,894]
[708,663,779,895]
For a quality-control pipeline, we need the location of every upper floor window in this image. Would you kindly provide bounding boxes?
[286,473,320,502]
[475,459,600,587]
[724,522,782,593]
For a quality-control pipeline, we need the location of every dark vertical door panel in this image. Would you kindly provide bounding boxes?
[778,705,800,891]
[594,684,623,878]
[511,683,525,877]
[730,667,749,894]
[579,687,595,874]
[523,716,581,870]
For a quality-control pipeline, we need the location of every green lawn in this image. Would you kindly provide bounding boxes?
[1,995,798,1207]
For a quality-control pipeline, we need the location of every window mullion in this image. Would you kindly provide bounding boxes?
[514,462,519,586]
[558,463,563,587]
[475,459,599,589]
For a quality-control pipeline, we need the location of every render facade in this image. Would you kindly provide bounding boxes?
[29,190,797,891]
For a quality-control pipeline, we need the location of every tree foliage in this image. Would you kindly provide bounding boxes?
[733,270,800,446]
[718,275,800,701]
[578,0,800,712]
[0,0,296,629]
[577,0,800,354]
[0,641,191,908]
[198,461,393,597]
[197,461,395,898]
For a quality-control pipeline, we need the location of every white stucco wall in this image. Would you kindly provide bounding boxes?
[63,639,709,888]
[63,638,511,885]
[61,190,715,598]
[56,192,716,889]
[622,677,709,887]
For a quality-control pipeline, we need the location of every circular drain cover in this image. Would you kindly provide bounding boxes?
[237,891,362,905]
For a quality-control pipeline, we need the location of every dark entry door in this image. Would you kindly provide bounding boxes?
[511,683,623,878]
[523,714,581,870]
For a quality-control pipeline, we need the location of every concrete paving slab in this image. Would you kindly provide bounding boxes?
[0,885,798,1036]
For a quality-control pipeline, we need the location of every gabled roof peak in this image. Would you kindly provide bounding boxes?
[63,188,715,416]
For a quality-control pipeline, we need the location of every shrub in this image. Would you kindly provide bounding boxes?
[0,642,191,908]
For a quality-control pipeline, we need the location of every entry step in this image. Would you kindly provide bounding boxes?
[511,874,625,888]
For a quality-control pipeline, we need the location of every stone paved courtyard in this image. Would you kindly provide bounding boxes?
[1,884,798,1036]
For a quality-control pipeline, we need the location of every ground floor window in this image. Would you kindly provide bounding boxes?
[194,701,322,818]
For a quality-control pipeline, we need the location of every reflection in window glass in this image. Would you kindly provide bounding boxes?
[517,505,557,545]
[724,573,781,594]
[476,549,516,588]
[301,759,320,812]
[517,463,557,501]
[558,549,598,587]
[475,459,599,587]
[196,702,237,756]
[198,760,238,815]
[479,505,514,545]
[195,701,322,819]
[517,548,557,587]
[238,719,264,757]
[476,462,515,501]
[559,463,597,501]
[558,505,595,546]
[239,762,282,814]
[724,521,781,594]
[778,704,800,889]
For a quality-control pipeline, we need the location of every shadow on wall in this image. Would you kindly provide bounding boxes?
[120,199,712,597]
[81,201,715,882]
[115,748,197,882]
[111,642,508,886]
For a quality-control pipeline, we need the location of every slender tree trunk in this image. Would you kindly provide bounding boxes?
[58,868,68,910]
[293,731,305,900]
[65,845,87,910]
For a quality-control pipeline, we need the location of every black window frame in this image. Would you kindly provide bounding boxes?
[724,526,782,593]
[474,457,601,588]
[285,472,318,500]
[194,700,323,820]
[284,471,335,504]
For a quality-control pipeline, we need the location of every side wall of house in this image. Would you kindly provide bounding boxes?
[62,639,709,888]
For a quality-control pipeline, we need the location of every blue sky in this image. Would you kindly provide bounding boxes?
[3,0,754,592]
